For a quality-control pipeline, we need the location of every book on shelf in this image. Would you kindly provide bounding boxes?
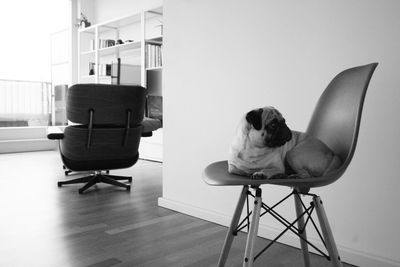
[88,62,112,76]
[89,62,95,75]
[100,64,112,76]
[99,39,116,49]
[146,43,162,69]
[91,39,116,50]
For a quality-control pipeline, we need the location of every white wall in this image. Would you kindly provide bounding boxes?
[160,0,400,266]
[88,0,162,23]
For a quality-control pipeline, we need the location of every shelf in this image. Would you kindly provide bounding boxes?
[80,75,96,80]
[78,7,163,34]
[79,13,142,34]
[98,75,112,80]
[81,50,95,56]
[79,28,96,34]
[98,41,141,56]
[80,75,112,81]
[146,36,163,45]
[80,41,141,56]
[146,67,162,71]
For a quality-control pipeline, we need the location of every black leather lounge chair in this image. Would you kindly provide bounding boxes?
[48,84,147,194]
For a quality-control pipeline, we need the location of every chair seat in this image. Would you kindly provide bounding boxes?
[202,160,341,189]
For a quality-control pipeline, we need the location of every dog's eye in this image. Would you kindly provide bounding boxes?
[269,122,277,129]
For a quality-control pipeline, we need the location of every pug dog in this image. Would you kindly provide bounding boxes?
[228,107,341,179]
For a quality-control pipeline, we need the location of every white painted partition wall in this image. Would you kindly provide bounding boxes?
[160,1,400,267]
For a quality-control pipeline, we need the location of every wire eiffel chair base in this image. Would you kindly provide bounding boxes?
[217,186,343,267]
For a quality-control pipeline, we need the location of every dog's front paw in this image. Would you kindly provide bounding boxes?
[251,172,268,180]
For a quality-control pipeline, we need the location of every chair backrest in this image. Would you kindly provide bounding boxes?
[61,84,146,170]
[306,63,378,179]
[67,84,146,125]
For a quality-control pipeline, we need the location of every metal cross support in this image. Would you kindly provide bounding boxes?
[217,186,343,267]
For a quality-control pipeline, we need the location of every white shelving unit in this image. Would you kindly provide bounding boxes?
[77,6,163,87]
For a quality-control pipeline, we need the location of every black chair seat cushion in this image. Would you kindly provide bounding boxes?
[60,125,142,171]
[61,152,139,172]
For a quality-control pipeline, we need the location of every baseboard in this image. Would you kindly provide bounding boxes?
[0,139,57,154]
[158,197,400,267]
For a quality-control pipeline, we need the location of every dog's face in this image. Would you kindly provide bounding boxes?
[245,107,292,148]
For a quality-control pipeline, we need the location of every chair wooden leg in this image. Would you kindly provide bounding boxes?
[218,185,248,267]
[313,196,343,267]
[243,187,262,267]
[294,192,311,267]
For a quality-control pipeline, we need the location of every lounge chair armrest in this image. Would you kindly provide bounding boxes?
[47,126,64,140]
[141,117,162,137]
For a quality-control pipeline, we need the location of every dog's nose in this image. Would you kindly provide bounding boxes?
[278,124,292,141]
[285,129,292,141]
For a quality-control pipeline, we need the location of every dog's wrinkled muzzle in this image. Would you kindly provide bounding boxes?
[265,123,292,148]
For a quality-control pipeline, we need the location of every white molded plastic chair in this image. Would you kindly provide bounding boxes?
[203,63,378,267]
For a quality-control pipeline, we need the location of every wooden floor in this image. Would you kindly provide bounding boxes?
[0,151,355,267]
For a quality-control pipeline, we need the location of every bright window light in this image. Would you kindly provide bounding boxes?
[0,0,70,82]
[0,0,70,128]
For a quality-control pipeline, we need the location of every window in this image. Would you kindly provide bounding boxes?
[0,0,71,152]
[0,0,70,126]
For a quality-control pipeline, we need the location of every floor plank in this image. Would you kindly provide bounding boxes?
[0,151,356,267]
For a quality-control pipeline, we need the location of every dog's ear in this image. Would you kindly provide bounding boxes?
[245,108,263,130]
